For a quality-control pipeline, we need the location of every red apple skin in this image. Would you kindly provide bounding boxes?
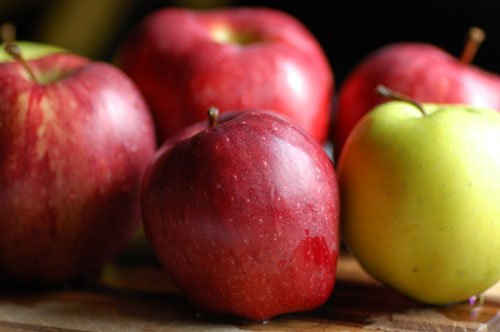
[0,53,156,283]
[142,111,340,321]
[117,7,333,143]
[334,43,500,159]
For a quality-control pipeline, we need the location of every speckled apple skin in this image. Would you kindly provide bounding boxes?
[338,101,500,305]
[334,43,500,159]
[0,53,156,283]
[142,111,339,321]
[117,7,333,143]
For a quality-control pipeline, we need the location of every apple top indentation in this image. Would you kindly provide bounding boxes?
[0,41,66,63]
[210,24,261,46]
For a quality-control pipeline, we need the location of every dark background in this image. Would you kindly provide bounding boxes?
[2,0,500,87]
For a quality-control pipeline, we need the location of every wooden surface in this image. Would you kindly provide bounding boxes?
[1,251,500,332]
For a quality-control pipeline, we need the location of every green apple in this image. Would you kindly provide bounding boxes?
[337,92,500,305]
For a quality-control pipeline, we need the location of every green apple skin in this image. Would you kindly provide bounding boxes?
[338,101,500,305]
[0,41,65,62]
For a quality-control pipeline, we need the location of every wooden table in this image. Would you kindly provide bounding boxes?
[1,250,499,332]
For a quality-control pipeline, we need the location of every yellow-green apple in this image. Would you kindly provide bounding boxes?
[0,42,156,283]
[116,7,333,143]
[337,86,500,305]
[334,27,500,159]
[141,109,340,321]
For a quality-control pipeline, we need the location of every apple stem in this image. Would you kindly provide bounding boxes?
[460,26,486,65]
[207,107,219,127]
[1,23,39,84]
[376,85,427,116]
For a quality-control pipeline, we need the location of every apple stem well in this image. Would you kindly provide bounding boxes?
[207,107,219,127]
[460,26,486,65]
[1,23,39,84]
[376,85,427,116]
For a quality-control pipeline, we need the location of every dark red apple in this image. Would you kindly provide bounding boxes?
[141,109,340,321]
[334,27,500,159]
[0,42,156,283]
[117,7,333,143]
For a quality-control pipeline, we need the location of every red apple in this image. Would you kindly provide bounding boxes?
[141,109,340,321]
[0,42,156,283]
[116,7,333,143]
[334,27,500,159]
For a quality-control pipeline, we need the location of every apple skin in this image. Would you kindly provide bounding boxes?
[337,100,500,304]
[142,111,340,321]
[117,7,333,143]
[334,43,500,159]
[0,45,156,283]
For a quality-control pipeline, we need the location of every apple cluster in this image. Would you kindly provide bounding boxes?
[2,5,500,323]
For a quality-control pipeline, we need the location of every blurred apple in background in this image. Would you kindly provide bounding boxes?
[338,86,500,305]
[0,37,156,283]
[334,27,500,159]
[142,109,340,321]
[116,7,333,143]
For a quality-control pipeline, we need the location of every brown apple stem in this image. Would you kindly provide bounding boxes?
[376,85,427,116]
[207,107,219,127]
[4,43,39,84]
[460,26,486,65]
[1,23,39,84]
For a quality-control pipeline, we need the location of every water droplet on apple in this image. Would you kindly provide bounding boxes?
[468,294,484,307]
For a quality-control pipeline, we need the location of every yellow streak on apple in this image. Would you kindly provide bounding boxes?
[36,97,57,161]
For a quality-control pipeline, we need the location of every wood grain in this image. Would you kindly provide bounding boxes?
[0,255,499,332]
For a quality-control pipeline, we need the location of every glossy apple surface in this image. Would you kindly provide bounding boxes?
[338,100,500,304]
[0,42,156,283]
[117,7,333,143]
[334,43,500,158]
[142,110,340,321]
